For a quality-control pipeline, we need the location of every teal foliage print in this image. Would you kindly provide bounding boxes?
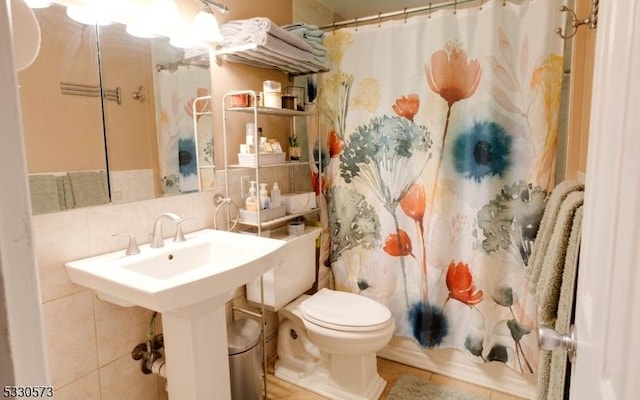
[340,115,432,211]
[327,186,381,262]
[452,121,512,182]
[477,181,547,266]
[488,344,509,363]
[339,114,432,307]
[465,334,485,359]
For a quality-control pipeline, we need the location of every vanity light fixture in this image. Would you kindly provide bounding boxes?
[66,5,113,26]
[24,0,52,8]
[169,37,205,49]
[125,24,157,39]
[199,0,229,14]
[193,8,223,42]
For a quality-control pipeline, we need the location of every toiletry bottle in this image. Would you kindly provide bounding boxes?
[271,182,281,208]
[246,181,258,211]
[259,183,270,209]
[245,123,255,153]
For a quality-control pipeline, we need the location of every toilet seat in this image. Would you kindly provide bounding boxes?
[300,289,392,332]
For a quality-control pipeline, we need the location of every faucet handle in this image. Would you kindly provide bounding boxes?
[174,218,193,242]
[112,233,140,255]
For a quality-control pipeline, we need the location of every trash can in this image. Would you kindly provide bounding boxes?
[227,318,263,400]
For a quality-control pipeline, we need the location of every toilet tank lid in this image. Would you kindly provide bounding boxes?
[300,289,391,329]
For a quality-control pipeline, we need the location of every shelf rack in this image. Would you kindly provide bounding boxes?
[221,89,321,400]
[213,43,329,76]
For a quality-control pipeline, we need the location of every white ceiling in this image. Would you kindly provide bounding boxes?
[314,0,451,20]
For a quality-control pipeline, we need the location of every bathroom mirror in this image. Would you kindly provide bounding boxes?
[18,4,213,215]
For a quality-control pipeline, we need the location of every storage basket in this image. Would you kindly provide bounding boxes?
[239,205,287,223]
[237,153,285,167]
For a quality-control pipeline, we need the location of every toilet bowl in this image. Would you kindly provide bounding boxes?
[246,227,395,400]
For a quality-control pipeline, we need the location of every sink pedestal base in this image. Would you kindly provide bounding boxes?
[162,292,234,400]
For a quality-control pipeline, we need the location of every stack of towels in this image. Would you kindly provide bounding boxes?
[528,180,584,400]
[282,22,328,70]
[217,18,328,74]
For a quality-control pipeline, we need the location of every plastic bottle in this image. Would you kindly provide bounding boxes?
[245,123,255,153]
[271,182,281,208]
[259,183,271,209]
[246,181,258,211]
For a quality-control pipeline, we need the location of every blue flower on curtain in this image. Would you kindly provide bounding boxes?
[452,121,512,182]
[409,302,449,348]
[178,138,197,177]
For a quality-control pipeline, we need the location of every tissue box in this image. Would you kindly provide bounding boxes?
[282,192,316,213]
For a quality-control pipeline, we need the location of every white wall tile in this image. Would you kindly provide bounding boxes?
[86,201,149,256]
[43,290,98,389]
[31,209,89,302]
[53,371,101,400]
[93,296,156,367]
[100,354,159,400]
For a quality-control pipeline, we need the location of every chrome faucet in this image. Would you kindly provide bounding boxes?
[150,213,181,248]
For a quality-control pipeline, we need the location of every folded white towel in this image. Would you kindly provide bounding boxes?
[220,17,313,53]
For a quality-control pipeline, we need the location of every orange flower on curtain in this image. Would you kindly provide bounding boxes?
[425,42,481,107]
[329,130,344,158]
[383,230,414,257]
[446,261,484,306]
[393,94,420,122]
[400,183,426,222]
[401,183,429,302]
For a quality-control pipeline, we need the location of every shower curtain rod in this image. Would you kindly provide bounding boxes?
[318,0,498,30]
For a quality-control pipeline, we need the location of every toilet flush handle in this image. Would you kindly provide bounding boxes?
[538,325,577,362]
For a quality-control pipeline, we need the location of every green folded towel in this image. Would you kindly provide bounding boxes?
[67,171,109,208]
[29,174,65,214]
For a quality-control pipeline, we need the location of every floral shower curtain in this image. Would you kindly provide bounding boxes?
[315,0,564,374]
[157,66,212,194]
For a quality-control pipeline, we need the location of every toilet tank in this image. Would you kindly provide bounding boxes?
[246,226,321,311]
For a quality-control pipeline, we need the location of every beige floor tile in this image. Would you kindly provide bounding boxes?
[266,356,510,400]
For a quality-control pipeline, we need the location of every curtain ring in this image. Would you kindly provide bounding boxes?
[454,0,457,15]
[503,0,506,6]
[428,2,432,19]
[354,17,358,31]
[404,7,408,23]
[479,0,484,11]
[378,12,382,28]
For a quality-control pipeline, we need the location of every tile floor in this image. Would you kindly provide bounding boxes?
[265,357,526,400]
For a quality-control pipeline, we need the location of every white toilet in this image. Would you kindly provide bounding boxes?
[246,227,395,400]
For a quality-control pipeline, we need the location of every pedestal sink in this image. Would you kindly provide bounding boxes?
[65,229,286,400]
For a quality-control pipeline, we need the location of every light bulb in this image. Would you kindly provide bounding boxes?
[194,10,223,43]
[25,0,52,8]
[169,37,204,49]
[66,6,112,26]
[126,24,157,39]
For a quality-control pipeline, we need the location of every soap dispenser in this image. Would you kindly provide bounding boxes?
[271,182,281,208]
[259,183,270,209]
[246,181,258,211]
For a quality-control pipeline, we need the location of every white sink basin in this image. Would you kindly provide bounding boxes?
[65,228,286,312]
[66,227,290,400]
